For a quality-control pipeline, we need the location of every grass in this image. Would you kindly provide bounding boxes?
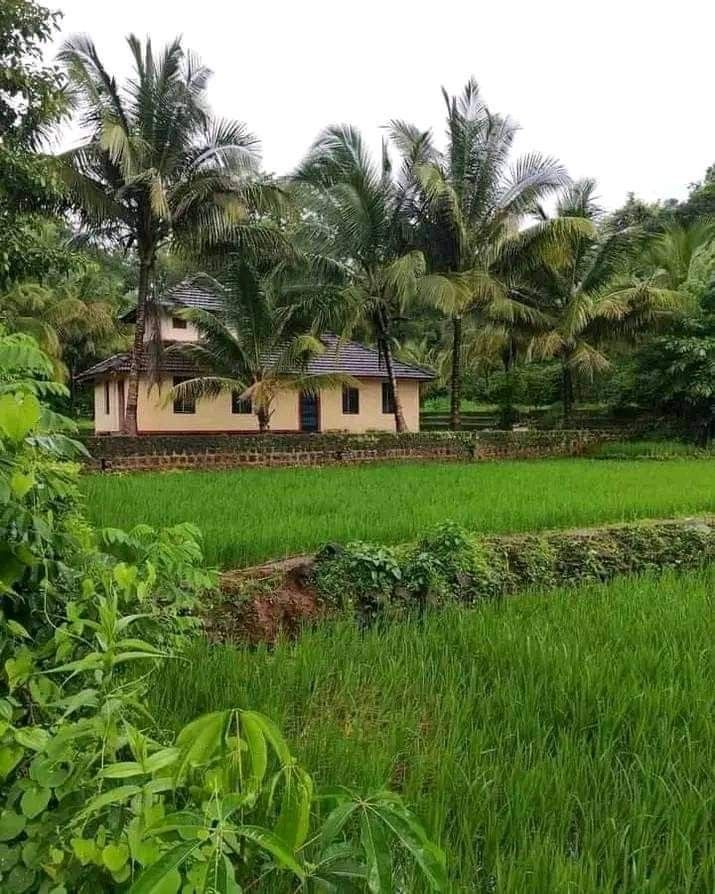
[589,439,714,460]
[83,459,715,568]
[152,566,715,892]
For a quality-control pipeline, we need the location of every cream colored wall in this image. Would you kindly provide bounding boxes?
[151,311,200,342]
[136,378,299,432]
[95,375,422,434]
[94,379,121,432]
[320,378,420,433]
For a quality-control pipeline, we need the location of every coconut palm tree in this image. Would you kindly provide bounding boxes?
[509,180,684,421]
[645,219,715,291]
[293,125,446,432]
[389,79,570,428]
[167,258,356,432]
[57,34,283,434]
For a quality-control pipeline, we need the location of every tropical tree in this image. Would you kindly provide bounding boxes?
[57,34,283,434]
[389,79,570,428]
[1,223,127,393]
[167,258,356,432]
[645,219,715,293]
[293,125,444,432]
[0,0,74,289]
[509,180,684,420]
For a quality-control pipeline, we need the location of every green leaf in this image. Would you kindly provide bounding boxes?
[14,727,49,752]
[0,842,20,872]
[240,711,291,766]
[99,761,145,779]
[145,811,206,838]
[20,785,51,819]
[102,842,130,872]
[9,472,35,499]
[175,712,230,781]
[128,841,201,893]
[5,619,30,639]
[202,851,240,893]
[0,744,24,780]
[320,800,359,849]
[371,803,448,891]
[276,768,313,851]
[6,864,36,893]
[144,747,180,774]
[240,712,267,789]
[0,810,25,842]
[360,812,392,894]
[71,837,100,865]
[78,784,142,819]
[235,825,305,879]
[30,760,71,788]
[0,394,41,442]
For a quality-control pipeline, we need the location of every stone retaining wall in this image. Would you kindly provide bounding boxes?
[82,429,623,472]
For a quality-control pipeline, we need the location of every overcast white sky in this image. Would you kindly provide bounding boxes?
[50,0,715,210]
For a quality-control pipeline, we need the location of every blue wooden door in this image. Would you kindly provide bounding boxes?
[299,391,319,432]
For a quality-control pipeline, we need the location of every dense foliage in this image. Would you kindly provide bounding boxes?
[313,518,715,623]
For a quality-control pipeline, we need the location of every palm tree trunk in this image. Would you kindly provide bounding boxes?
[257,405,270,433]
[561,360,574,425]
[379,336,407,433]
[123,252,153,436]
[449,315,462,431]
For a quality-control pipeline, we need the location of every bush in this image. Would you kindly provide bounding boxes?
[313,518,715,624]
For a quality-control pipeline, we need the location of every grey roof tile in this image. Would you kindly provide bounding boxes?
[78,334,434,383]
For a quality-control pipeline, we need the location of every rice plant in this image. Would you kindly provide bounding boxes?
[151,567,715,892]
[83,458,715,568]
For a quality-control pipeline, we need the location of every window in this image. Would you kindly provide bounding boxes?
[382,382,395,415]
[231,392,252,414]
[172,376,195,414]
[342,385,360,415]
[171,315,188,330]
[104,381,110,415]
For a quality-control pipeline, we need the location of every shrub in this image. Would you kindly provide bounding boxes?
[313,518,715,625]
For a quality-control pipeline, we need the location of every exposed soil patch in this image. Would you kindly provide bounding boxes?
[208,556,324,645]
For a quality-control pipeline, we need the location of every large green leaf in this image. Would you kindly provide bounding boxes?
[0,744,24,780]
[360,812,392,894]
[239,710,291,766]
[239,711,267,789]
[235,825,305,878]
[202,851,241,893]
[0,393,41,442]
[371,803,448,891]
[275,767,313,851]
[146,811,206,838]
[175,711,230,781]
[320,800,359,849]
[0,810,26,842]
[129,841,201,893]
[77,784,142,819]
[20,785,51,819]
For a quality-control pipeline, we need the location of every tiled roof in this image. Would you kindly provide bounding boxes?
[77,335,434,382]
[120,274,224,322]
[307,335,433,379]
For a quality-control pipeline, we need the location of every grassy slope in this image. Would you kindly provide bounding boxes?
[83,459,715,568]
[152,567,715,892]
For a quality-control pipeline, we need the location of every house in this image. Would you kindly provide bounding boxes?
[77,276,435,435]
